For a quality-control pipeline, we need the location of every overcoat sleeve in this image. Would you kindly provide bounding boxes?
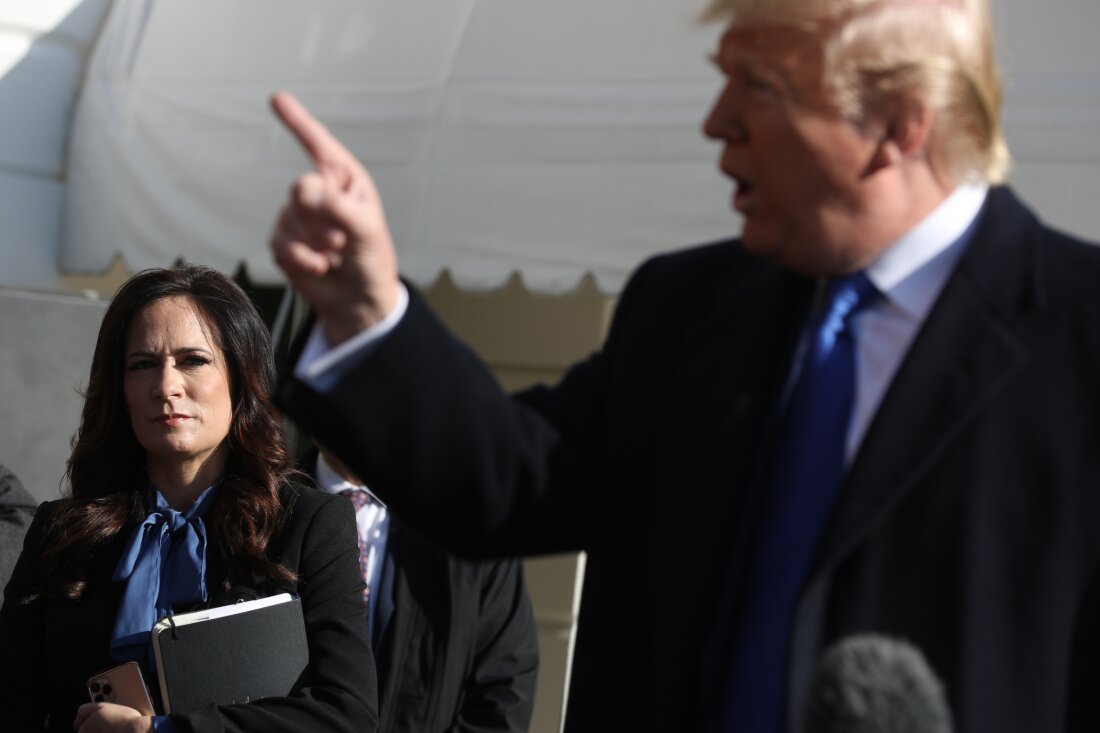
[274,275,654,558]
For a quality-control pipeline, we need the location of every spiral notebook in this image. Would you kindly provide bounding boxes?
[151,593,309,714]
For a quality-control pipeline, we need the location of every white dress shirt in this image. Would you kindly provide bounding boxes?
[847,183,988,460]
[295,284,410,391]
[313,452,388,621]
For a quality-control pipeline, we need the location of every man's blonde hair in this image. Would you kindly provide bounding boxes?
[703,0,1010,184]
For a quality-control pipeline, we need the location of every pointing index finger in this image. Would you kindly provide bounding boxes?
[271,91,359,180]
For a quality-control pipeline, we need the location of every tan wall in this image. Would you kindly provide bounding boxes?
[422,271,615,733]
[58,256,133,300]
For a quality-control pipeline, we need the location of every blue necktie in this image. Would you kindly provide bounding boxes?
[722,271,879,732]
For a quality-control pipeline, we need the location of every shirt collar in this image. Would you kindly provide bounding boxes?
[314,452,384,506]
[866,183,988,321]
[149,481,218,519]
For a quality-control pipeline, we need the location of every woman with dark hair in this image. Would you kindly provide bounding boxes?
[0,266,377,732]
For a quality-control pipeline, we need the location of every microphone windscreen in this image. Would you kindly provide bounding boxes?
[804,633,953,733]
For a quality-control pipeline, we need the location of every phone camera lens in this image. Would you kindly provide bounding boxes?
[93,694,104,702]
[89,682,101,693]
[103,684,113,695]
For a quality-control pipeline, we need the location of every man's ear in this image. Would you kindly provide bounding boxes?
[868,97,933,172]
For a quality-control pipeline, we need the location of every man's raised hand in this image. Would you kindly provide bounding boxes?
[269,91,400,345]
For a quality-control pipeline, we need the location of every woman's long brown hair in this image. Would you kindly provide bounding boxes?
[37,266,296,595]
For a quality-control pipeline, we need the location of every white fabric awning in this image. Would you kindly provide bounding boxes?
[61,0,734,293]
[38,0,1100,295]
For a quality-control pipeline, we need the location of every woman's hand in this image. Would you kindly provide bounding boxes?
[73,702,154,733]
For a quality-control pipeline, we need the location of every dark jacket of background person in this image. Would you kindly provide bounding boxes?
[301,448,539,733]
[277,187,1100,732]
[0,483,374,733]
[0,463,35,592]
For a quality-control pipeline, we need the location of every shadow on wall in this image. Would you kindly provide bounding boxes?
[0,288,107,503]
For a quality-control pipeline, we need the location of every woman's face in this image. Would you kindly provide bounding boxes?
[123,296,234,476]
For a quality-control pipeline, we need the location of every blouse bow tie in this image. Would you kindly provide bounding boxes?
[108,485,217,665]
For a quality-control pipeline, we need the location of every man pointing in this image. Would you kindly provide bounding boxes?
[271,0,1100,730]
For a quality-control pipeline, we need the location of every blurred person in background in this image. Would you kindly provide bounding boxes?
[303,443,538,733]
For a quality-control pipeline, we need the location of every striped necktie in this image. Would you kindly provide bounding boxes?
[340,488,383,605]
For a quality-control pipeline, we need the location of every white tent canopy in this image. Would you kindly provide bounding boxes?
[2,0,1100,293]
[60,0,729,292]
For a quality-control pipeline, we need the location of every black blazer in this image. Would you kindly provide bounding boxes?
[366,523,538,732]
[302,453,539,732]
[0,483,378,733]
[276,187,1100,732]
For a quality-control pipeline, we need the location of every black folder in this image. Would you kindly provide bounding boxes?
[151,594,308,714]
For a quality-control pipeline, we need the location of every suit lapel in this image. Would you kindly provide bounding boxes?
[813,186,1044,577]
[61,530,130,669]
[652,255,814,721]
[89,532,129,623]
[655,258,811,530]
[654,259,810,599]
[782,188,1046,722]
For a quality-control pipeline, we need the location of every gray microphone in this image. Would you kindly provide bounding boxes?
[804,634,953,733]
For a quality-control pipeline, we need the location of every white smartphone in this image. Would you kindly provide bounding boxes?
[87,661,156,716]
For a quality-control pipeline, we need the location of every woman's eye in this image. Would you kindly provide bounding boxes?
[127,360,155,371]
[182,355,210,367]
